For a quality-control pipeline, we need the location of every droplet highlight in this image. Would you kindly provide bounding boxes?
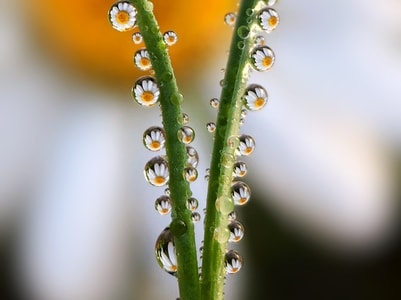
[144,156,169,187]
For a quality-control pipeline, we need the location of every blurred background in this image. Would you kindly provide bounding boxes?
[1,0,401,299]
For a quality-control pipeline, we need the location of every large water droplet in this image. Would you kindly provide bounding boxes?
[243,84,268,111]
[134,48,152,71]
[224,12,237,26]
[163,31,178,46]
[155,227,177,276]
[215,196,234,214]
[250,46,275,72]
[143,126,165,151]
[186,146,199,168]
[233,161,248,177]
[228,220,245,242]
[257,8,280,33]
[132,76,160,107]
[183,167,198,183]
[155,195,172,215]
[108,1,137,32]
[186,197,199,211]
[178,126,195,144]
[144,156,169,187]
[224,250,243,274]
[231,181,251,206]
[237,134,255,156]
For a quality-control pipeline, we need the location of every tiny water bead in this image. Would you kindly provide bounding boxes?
[155,227,177,276]
[228,220,245,242]
[186,146,199,168]
[237,134,256,156]
[241,109,248,118]
[143,126,165,151]
[191,212,201,223]
[144,156,169,187]
[224,250,243,274]
[163,31,178,46]
[250,46,275,72]
[243,84,268,111]
[210,98,220,109]
[224,12,237,26]
[228,210,237,221]
[134,48,152,71]
[263,0,278,7]
[232,181,251,205]
[186,197,199,211]
[237,25,250,39]
[178,126,195,144]
[132,76,160,107]
[255,35,266,46]
[132,32,143,44]
[233,161,248,177]
[257,7,280,33]
[108,1,137,32]
[206,122,216,133]
[184,167,198,183]
[164,188,170,196]
[155,195,172,215]
[182,112,189,124]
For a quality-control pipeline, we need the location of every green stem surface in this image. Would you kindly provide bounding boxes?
[200,1,259,299]
[130,1,200,299]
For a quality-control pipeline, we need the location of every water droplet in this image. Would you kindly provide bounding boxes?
[220,152,235,169]
[228,220,245,242]
[215,196,234,214]
[206,122,216,133]
[178,126,195,144]
[228,211,237,221]
[184,167,198,183]
[170,219,187,236]
[155,195,172,215]
[191,212,201,223]
[257,8,280,33]
[132,31,143,44]
[155,227,177,276]
[250,46,275,72]
[237,41,245,50]
[233,161,248,177]
[161,71,173,83]
[186,197,199,211]
[219,79,226,87]
[224,250,243,274]
[132,76,160,107]
[170,93,184,105]
[210,98,220,109]
[243,84,268,111]
[237,134,255,156]
[263,0,277,6]
[182,113,189,124]
[143,126,165,151]
[204,174,209,181]
[186,146,199,168]
[214,227,230,243]
[237,25,250,39]
[163,31,178,46]
[246,8,254,16]
[144,156,169,187]
[231,181,251,205]
[108,1,137,32]
[227,135,239,149]
[241,109,248,118]
[164,188,170,196]
[255,35,266,46]
[224,12,237,26]
[133,48,152,71]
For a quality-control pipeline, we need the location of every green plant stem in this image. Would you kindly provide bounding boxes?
[130,1,200,299]
[200,1,259,299]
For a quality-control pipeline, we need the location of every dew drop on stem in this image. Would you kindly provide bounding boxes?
[224,250,243,274]
[155,227,177,276]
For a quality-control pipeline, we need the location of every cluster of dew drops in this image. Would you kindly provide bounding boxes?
[108,0,280,281]
[211,0,280,276]
[108,0,199,278]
